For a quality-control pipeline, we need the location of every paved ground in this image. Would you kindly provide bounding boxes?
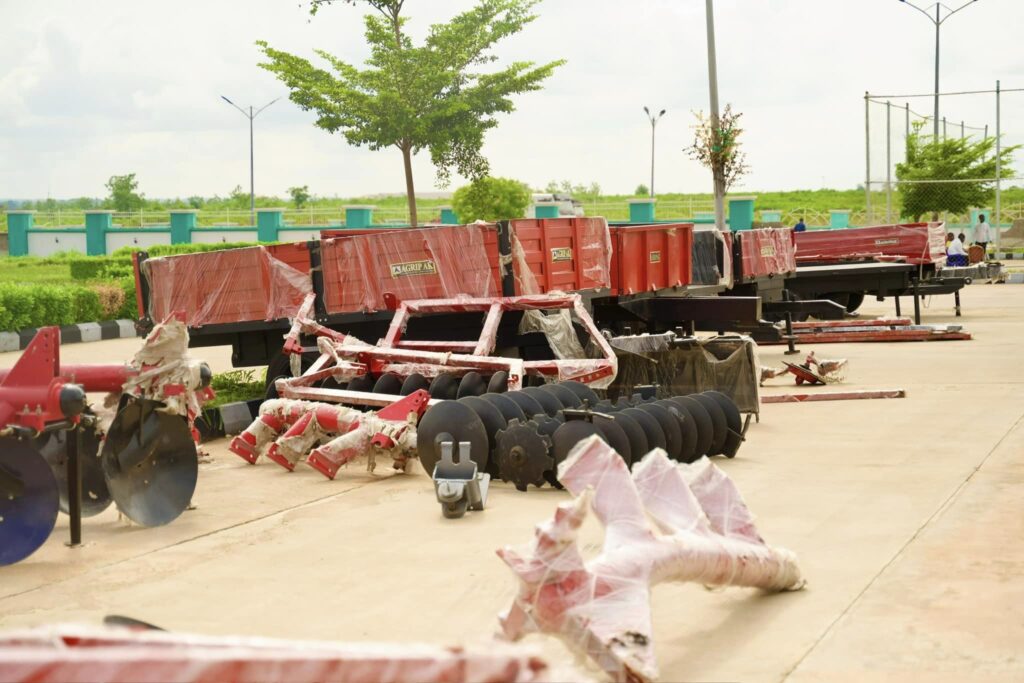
[1,285,1022,682]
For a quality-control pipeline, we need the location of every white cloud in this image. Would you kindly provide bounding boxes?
[2,0,1022,200]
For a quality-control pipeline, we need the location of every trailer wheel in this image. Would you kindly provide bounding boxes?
[846,292,865,313]
[264,349,314,395]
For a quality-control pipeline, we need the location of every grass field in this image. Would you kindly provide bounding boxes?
[5,186,1024,230]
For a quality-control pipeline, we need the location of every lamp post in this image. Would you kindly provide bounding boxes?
[703,0,725,232]
[643,106,666,198]
[221,95,280,226]
[898,0,980,139]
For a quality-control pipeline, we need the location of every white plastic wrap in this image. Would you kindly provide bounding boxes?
[498,436,804,683]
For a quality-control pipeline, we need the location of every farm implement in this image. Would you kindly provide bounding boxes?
[0,319,213,565]
[227,290,748,495]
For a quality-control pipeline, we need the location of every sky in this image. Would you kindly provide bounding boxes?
[2,0,1023,201]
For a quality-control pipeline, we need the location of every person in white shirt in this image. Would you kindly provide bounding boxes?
[974,214,992,252]
[948,234,967,256]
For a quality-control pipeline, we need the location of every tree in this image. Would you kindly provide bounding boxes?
[634,183,650,196]
[896,122,1018,221]
[686,104,749,200]
[452,176,531,222]
[105,173,145,212]
[229,185,249,209]
[288,185,312,209]
[258,0,563,226]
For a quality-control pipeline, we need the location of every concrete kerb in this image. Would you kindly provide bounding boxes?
[1,319,140,352]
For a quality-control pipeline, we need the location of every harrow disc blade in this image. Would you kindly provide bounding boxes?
[0,436,59,566]
[101,399,197,527]
[416,400,489,476]
[36,421,112,517]
[495,419,553,491]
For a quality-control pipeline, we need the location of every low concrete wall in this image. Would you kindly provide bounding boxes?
[27,231,88,256]
[106,230,172,253]
[191,229,259,244]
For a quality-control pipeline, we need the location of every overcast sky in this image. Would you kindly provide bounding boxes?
[2,0,1023,200]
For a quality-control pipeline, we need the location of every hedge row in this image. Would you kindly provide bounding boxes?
[0,279,137,332]
[111,241,261,258]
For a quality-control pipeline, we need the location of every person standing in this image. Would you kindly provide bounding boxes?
[794,217,807,232]
[974,214,992,253]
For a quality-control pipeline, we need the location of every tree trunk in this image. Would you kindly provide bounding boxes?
[401,143,418,227]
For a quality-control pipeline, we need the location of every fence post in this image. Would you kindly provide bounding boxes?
[886,100,892,223]
[905,102,909,139]
[169,209,197,244]
[995,80,1002,250]
[864,92,872,223]
[255,208,284,242]
[7,210,34,256]
[83,210,113,256]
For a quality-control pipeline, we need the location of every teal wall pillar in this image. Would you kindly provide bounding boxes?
[6,210,34,256]
[628,199,656,223]
[169,209,198,244]
[534,204,560,219]
[970,208,992,226]
[84,210,113,255]
[256,208,284,242]
[727,196,756,231]
[439,206,458,224]
[344,205,375,228]
[829,210,851,228]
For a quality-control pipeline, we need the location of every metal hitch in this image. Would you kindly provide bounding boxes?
[432,441,489,519]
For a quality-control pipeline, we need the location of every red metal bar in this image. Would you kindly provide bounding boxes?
[760,330,971,344]
[790,317,913,330]
[762,389,906,403]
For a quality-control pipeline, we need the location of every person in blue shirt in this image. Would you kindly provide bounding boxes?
[794,217,807,232]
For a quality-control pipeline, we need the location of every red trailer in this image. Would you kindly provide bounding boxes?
[794,222,947,267]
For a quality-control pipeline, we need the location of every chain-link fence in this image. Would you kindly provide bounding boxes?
[864,84,1024,245]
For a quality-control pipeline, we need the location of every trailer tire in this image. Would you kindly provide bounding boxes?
[264,350,314,394]
[846,292,865,313]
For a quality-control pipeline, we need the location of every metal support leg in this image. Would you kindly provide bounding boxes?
[65,426,82,548]
[894,296,901,317]
[954,289,962,317]
[784,312,799,355]
[913,281,921,325]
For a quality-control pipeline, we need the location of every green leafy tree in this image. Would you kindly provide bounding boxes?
[105,173,145,212]
[452,176,531,222]
[258,0,563,226]
[288,185,312,209]
[686,104,749,200]
[896,122,1018,220]
[634,183,650,196]
[229,185,249,209]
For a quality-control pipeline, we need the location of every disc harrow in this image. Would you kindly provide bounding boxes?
[0,318,214,565]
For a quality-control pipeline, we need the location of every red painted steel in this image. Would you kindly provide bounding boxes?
[760,329,971,344]
[735,228,797,281]
[762,389,906,403]
[610,223,693,294]
[143,244,313,327]
[0,328,74,432]
[795,222,947,266]
[319,224,502,314]
[510,217,612,294]
[791,317,913,329]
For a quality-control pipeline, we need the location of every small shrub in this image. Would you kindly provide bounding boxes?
[0,283,112,331]
[452,177,531,223]
[92,284,127,319]
[112,241,263,258]
[207,369,266,407]
[117,278,139,320]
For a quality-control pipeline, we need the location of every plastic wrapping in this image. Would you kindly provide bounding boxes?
[517,309,587,360]
[144,245,313,328]
[794,222,947,265]
[606,333,760,413]
[734,227,797,281]
[0,624,550,683]
[690,227,732,288]
[497,436,804,683]
[122,318,213,423]
[508,217,613,294]
[320,225,501,314]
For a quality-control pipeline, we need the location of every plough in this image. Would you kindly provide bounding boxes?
[0,318,213,565]
[498,435,804,683]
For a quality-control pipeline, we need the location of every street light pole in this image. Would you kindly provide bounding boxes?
[643,106,666,198]
[898,0,980,139]
[704,0,725,232]
[221,95,280,226]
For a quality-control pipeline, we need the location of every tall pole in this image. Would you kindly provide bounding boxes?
[933,4,940,139]
[865,93,872,223]
[898,1,981,140]
[643,107,666,198]
[886,100,893,222]
[995,79,1001,250]
[704,0,724,232]
[221,95,280,227]
[249,107,255,226]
